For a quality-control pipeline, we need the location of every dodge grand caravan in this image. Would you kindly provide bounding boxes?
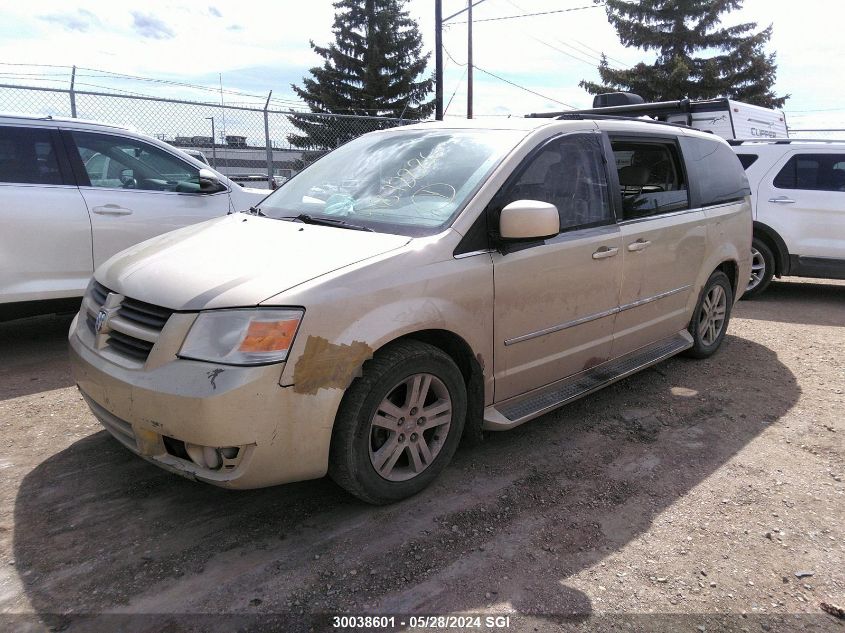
[69,118,752,504]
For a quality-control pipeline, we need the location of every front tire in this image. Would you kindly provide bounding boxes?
[743,237,775,299]
[329,340,467,505]
[686,271,733,359]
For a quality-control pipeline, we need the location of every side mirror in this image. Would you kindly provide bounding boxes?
[119,169,136,189]
[199,168,223,193]
[499,200,560,241]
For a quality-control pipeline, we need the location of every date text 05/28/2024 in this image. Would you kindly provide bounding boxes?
[332,615,512,629]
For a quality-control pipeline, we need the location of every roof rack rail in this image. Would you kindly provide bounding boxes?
[527,97,730,120]
[550,112,691,130]
[728,138,845,146]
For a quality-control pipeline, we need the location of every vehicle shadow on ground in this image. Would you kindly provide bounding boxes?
[0,314,76,400]
[736,279,845,327]
[13,334,800,632]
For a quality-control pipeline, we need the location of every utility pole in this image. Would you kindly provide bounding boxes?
[69,65,77,118]
[467,0,473,119]
[204,117,216,168]
[435,0,443,120]
[263,91,274,189]
[436,1,486,119]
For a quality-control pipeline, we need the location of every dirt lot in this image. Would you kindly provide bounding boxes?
[0,278,843,632]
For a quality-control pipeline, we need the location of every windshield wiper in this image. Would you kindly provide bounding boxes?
[228,206,266,216]
[282,213,374,232]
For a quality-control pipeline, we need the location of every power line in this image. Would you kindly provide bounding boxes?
[447,4,603,24]
[529,35,603,68]
[497,0,621,69]
[445,67,468,115]
[571,37,629,68]
[785,107,845,113]
[443,45,574,109]
[473,65,575,108]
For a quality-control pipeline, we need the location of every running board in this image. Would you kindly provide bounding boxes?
[483,331,693,431]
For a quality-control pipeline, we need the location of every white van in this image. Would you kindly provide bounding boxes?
[0,114,269,319]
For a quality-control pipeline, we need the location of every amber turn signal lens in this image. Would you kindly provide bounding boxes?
[238,319,299,353]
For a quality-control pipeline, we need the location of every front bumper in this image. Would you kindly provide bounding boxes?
[68,313,344,489]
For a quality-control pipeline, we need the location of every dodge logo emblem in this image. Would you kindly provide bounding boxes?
[95,309,109,334]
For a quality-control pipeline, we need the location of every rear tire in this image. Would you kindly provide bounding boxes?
[686,271,733,359]
[329,340,467,505]
[743,237,775,299]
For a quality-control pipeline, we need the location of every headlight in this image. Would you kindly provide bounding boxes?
[178,308,303,366]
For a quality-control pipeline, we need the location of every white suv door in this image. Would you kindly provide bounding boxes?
[757,150,845,260]
[65,129,232,267]
[0,124,92,304]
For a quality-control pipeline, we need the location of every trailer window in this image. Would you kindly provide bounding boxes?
[610,139,689,219]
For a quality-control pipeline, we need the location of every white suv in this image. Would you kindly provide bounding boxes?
[0,114,269,319]
[732,139,845,297]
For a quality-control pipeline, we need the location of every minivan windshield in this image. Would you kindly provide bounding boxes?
[259,128,526,236]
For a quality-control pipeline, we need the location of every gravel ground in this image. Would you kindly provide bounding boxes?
[0,278,842,633]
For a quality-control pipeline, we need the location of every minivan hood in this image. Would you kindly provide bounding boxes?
[96,214,411,310]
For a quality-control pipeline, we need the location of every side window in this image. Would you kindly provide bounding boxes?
[0,126,63,185]
[71,132,202,193]
[500,134,612,232]
[681,136,751,207]
[773,154,845,192]
[610,139,689,220]
[737,154,759,170]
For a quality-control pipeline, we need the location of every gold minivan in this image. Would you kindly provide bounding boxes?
[69,118,752,504]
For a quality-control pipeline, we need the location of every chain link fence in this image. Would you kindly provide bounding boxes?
[0,83,413,186]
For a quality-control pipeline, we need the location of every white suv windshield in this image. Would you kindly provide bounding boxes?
[260,129,525,236]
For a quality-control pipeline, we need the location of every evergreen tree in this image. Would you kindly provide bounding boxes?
[289,0,433,151]
[580,0,787,108]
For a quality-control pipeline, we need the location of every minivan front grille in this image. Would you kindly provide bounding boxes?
[119,297,174,330]
[90,280,109,306]
[107,329,156,360]
[84,281,174,364]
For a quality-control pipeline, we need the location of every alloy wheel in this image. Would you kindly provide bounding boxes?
[747,246,766,292]
[368,373,452,482]
[698,284,727,346]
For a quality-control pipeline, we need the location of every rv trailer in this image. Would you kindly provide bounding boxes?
[527,93,788,141]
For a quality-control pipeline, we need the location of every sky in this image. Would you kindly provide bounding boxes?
[0,0,844,134]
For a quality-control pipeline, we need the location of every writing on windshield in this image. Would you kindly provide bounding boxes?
[260,129,524,236]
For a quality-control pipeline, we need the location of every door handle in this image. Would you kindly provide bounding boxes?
[592,246,619,260]
[92,204,133,216]
[768,196,795,204]
[627,239,652,252]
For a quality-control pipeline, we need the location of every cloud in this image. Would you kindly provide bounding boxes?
[39,9,100,33]
[209,6,222,18]
[130,11,175,40]
[227,24,244,31]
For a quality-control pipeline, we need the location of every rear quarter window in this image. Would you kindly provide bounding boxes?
[736,154,759,170]
[680,136,751,207]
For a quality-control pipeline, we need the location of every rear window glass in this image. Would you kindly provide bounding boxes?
[0,126,63,185]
